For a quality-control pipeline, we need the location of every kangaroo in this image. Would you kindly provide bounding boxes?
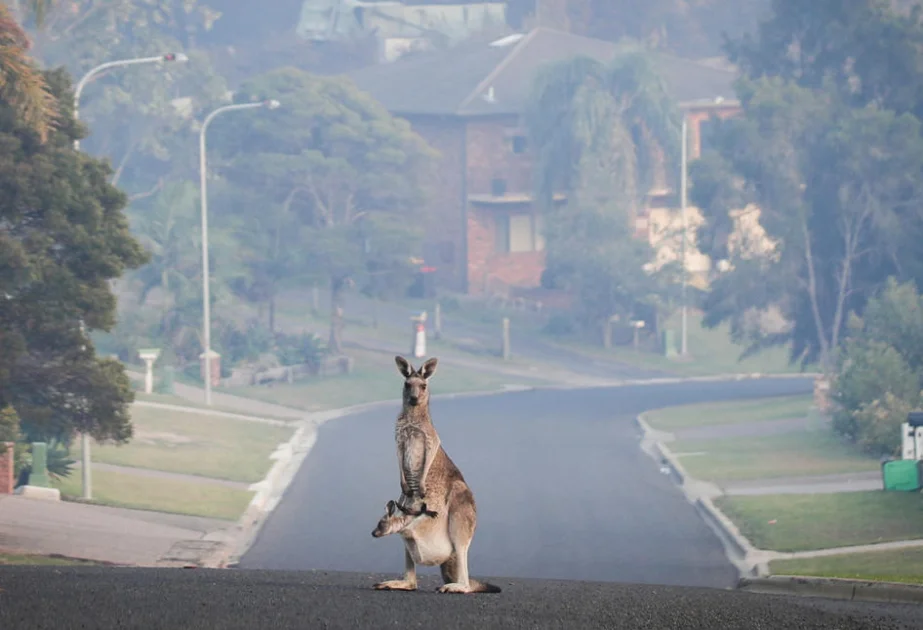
[371,499,435,539]
[372,355,501,595]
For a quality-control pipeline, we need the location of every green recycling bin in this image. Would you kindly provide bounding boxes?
[881,459,922,492]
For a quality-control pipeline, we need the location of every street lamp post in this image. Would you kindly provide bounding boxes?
[680,115,689,357]
[71,52,187,501]
[198,100,281,406]
[73,52,189,152]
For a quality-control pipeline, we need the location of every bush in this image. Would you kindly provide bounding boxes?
[542,314,576,337]
[273,332,327,369]
[829,279,923,454]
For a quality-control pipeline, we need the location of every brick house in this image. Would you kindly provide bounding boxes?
[347,27,741,296]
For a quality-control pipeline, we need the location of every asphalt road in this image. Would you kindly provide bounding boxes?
[1,567,920,630]
[241,377,816,588]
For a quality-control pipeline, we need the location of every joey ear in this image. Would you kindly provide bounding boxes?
[386,500,396,515]
[420,357,438,380]
[395,356,413,378]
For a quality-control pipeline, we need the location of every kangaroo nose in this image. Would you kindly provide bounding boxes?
[408,396,419,405]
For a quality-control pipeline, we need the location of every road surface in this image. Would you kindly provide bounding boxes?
[1,566,919,629]
[241,377,815,588]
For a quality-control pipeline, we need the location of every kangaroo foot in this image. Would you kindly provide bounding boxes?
[438,582,472,594]
[374,579,417,591]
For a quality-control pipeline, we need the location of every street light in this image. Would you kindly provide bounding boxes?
[73,52,189,151]
[680,115,688,357]
[72,51,187,502]
[198,99,281,406]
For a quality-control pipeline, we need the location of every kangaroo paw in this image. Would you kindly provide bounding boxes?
[374,580,417,591]
[438,582,472,594]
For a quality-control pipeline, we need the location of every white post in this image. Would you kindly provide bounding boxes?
[144,359,155,394]
[198,100,280,406]
[502,317,511,360]
[138,349,160,395]
[680,115,689,356]
[81,433,92,500]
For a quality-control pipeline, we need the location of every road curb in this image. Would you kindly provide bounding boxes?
[636,413,764,578]
[738,575,923,606]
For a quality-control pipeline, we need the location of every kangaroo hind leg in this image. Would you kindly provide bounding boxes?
[374,547,417,591]
[438,487,476,594]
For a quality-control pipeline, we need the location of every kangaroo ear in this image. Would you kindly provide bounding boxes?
[395,356,413,378]
[386,500,396,515]
[420,357,438,380]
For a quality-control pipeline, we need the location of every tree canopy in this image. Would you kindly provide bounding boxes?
[690,0,923,373]
[207,67,437,352]
[0,66,148,443]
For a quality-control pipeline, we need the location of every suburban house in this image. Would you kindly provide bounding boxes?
[345,26,742,297]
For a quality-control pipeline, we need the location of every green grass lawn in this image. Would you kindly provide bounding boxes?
[91,405,295,483]
[769,547,923,585]
[133,391,296,421]
[0,552,104,566]
[229,348,545,411]
[54,468,254,521]
[674,428,879,482]
[645,395,814,431]
[716,492,923,552]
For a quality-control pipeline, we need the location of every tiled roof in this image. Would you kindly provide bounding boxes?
[345,27,739,117]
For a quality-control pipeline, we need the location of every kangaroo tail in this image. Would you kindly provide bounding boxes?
[470,579,502,594]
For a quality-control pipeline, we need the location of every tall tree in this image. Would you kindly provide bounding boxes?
[526,47,683,343]
[0,67,148,442]
[208,67,436,353]
[0,0,56,140]
[726,0,923,120]
[691,77,923,373]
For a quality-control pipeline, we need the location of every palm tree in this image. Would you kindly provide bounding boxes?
[526,43,682,211]
[524,44,684,344]
[0,0,56,141]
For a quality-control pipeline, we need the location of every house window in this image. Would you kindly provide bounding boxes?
[495,213,545,253]
[491,178,507,196]
[511,135,528,154]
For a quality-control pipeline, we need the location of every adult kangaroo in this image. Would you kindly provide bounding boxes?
[372,355,501,594]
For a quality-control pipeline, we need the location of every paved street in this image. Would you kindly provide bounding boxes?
[1,566,920,630]
[240,377,815,589]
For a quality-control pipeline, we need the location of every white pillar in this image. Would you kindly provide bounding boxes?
[144,358,155,394]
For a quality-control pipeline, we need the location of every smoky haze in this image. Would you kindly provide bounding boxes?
[2,0,923,614]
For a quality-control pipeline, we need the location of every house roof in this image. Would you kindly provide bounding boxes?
[345,27,740,117]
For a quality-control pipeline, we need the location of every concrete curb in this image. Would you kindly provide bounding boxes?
[738,575,923,606]
[635,414,764,578]
[636,410,923,588]
[209,372,819,569]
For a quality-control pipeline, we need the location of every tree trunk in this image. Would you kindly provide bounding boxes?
[268,293,276,334]
[328,279,345,355]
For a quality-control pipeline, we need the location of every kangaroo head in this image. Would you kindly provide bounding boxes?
[371,500,401,538]
[395,355,438,408]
